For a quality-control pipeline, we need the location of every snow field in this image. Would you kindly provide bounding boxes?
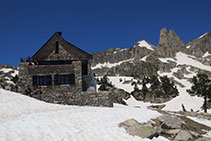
[0,89,163,141]
[157,67,204,112]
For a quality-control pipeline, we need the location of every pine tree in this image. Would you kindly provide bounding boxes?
[187,73,211,113]
[149,75,160,89]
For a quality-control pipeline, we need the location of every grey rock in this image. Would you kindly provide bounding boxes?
[164,129,181,135]
[189,130,201,138]
[126,123,158,139]
[173,130,193,141]
[119,119,140,129]
[185,32,211,57]
[157,28,185,57]
[158,115,184,129]
[119,119,159,139]
[158,28,184,50]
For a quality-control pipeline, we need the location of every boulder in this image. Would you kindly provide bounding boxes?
[158,115,184,129]
[119,119,158,139]
[173,130,193,141]
[126,123,158,139]
[189,130,201,138]
[119,119,140,129]
[164,129,181,135]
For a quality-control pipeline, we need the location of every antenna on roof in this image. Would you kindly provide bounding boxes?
[57,32,62,36]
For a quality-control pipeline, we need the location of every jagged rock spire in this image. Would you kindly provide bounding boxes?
[158,28,184,49]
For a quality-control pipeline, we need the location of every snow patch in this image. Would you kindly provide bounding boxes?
[202,51,211,58]
[187,116,211,127]
[175,52,211,72]
[186,45,191,49]
[159,58,176,63]
[137,40,154,51]
[92,58,134,69]
[158,67,204,112]
[0,68,13,73]
[198,32,208,39]
[140,55,148,62]
[120,48,127,52]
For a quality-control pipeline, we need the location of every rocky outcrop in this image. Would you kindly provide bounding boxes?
[119,119,158,139]
[174,130,193,140]
[185,32,211,57]
[91,47,134,67]
[133,40,156,59]
[0,65,18,92]
[97,79,130,105]
[119,111,211,140]
[106,61,159,78]
[156,28,185,57]
[158,115,184,129]
[91,40,156,77]
[158,28,184,49]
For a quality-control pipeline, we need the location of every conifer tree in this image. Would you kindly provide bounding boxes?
[187,73,211,113]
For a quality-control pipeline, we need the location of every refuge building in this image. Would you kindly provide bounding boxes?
[17,32,105,105]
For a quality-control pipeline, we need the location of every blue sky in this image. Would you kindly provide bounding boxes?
[0,0,211,66]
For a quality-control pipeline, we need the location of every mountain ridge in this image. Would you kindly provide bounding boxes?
[91,28,211,78]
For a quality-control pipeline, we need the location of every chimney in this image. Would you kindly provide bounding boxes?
[57,32,62,36]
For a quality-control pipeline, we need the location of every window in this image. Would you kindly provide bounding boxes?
[39,76,47,85]
[33,76,38,86]
[54,74,59,85]
[55,41,59,54]
[32,75,52,86]
[54,74,75,85]
[82,60,88,75]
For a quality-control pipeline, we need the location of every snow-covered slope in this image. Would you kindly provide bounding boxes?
[0,89,164,141]
[137,40,154,51]
[99,51,211,113]
[91,58,134,70]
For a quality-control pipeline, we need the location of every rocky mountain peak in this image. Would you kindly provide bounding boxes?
[158,28,184,48]
[156,28,185,57]
[185,32,211,57]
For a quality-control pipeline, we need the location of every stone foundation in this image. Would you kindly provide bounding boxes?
[31,90,114,107]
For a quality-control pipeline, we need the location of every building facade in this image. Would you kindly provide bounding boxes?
[17,32,108,106]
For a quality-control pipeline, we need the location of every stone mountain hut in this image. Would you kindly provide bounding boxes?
[16,32,115,106]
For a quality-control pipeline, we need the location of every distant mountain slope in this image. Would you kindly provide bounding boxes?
[92,28,211,111]
[91,28,211,78]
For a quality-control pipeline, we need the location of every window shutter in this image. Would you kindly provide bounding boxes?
[70,74,75,85]
[47,75,52,85]
[33,76,38,86]
[54,74,59,85]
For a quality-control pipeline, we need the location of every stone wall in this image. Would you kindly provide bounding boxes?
[17,61,82,93]
[46,43,75,61]
[33,90,114,107]
[17,61,113,107]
